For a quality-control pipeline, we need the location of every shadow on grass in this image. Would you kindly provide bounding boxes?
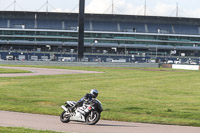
[102,108,110,111]
[124,107,145,110]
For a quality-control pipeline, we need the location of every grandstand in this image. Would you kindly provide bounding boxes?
[0,11,200,63]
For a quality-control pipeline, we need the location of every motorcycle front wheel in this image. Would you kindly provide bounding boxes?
[60,110,70,123]
[85,111,100,125]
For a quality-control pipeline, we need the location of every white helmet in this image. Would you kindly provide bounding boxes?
[90,89,98,98]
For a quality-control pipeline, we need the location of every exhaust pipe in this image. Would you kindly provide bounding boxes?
[61,105,68,112]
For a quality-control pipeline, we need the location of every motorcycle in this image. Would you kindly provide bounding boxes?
[60,99,103,125]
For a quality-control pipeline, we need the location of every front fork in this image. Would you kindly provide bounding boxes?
[90,110,94,118]
[61,105,74,117]
[61,105,68,112]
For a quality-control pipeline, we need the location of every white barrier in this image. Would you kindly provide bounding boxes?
[172,64,199,70]
[111,59,126,63]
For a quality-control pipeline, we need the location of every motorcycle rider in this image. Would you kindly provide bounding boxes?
[69,89,98,113]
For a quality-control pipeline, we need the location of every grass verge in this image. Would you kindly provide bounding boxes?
[0,127,64,133]
[0,65,200,126]
[0,68,31,74]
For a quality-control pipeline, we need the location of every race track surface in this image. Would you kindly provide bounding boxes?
[0,110,199,133]
[0,66,101,77]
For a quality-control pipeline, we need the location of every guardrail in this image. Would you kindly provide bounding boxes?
[0,60,159,68]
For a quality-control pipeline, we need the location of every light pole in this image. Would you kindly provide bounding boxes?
[125,44,127,55]
[156,45,157,58]
[78,0,85,61]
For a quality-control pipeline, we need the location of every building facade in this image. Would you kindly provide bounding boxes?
[0,11,200,63]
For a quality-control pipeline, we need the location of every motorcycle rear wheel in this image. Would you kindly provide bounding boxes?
[60,110,70,123]
[86,111,100,125]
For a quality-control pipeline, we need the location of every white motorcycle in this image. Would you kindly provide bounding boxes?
[60,99,103,125]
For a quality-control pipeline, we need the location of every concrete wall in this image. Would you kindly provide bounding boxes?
[162,63,200,70]
[0,61,159,68]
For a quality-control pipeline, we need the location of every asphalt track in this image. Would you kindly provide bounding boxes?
[0,66,102,77]
[0,110,200,133]
[0,66,200,133]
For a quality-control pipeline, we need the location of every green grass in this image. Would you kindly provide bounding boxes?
[0,68,31,74]
[0,65,200,126]
[0,127,64,133]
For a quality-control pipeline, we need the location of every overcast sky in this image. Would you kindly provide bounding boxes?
[0,0,200,18]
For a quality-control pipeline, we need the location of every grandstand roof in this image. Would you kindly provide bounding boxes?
[0,11,200,26]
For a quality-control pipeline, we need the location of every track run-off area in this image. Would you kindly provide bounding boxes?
[0,66,200,133]
[0,66,102,77]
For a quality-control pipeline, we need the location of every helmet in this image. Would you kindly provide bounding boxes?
[90,89,98,98]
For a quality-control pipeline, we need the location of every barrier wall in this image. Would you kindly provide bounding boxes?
[0,61,159,68]
[162,64,200,70]
[172,64,199,70]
